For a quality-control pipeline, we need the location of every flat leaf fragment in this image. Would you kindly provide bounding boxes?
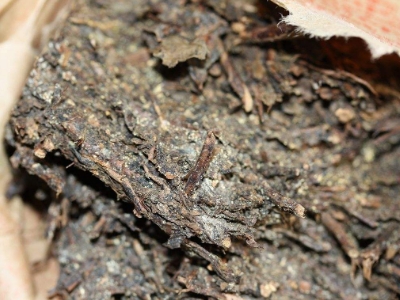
[153,35,209,68]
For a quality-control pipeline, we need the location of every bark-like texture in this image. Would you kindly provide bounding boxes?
[7,0,400,299]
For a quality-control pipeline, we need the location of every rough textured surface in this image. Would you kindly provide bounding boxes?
[6,0,400,299]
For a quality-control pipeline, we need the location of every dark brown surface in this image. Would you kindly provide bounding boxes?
[6,0,400,299]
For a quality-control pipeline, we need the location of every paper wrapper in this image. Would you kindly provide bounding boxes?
[272,0,400,58]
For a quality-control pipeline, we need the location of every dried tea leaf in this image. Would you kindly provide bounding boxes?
[153,35,208,68]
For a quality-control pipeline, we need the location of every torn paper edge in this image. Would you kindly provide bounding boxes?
[272,0,400,59]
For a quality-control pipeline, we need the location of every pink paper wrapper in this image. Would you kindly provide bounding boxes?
[272,0,400,58]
